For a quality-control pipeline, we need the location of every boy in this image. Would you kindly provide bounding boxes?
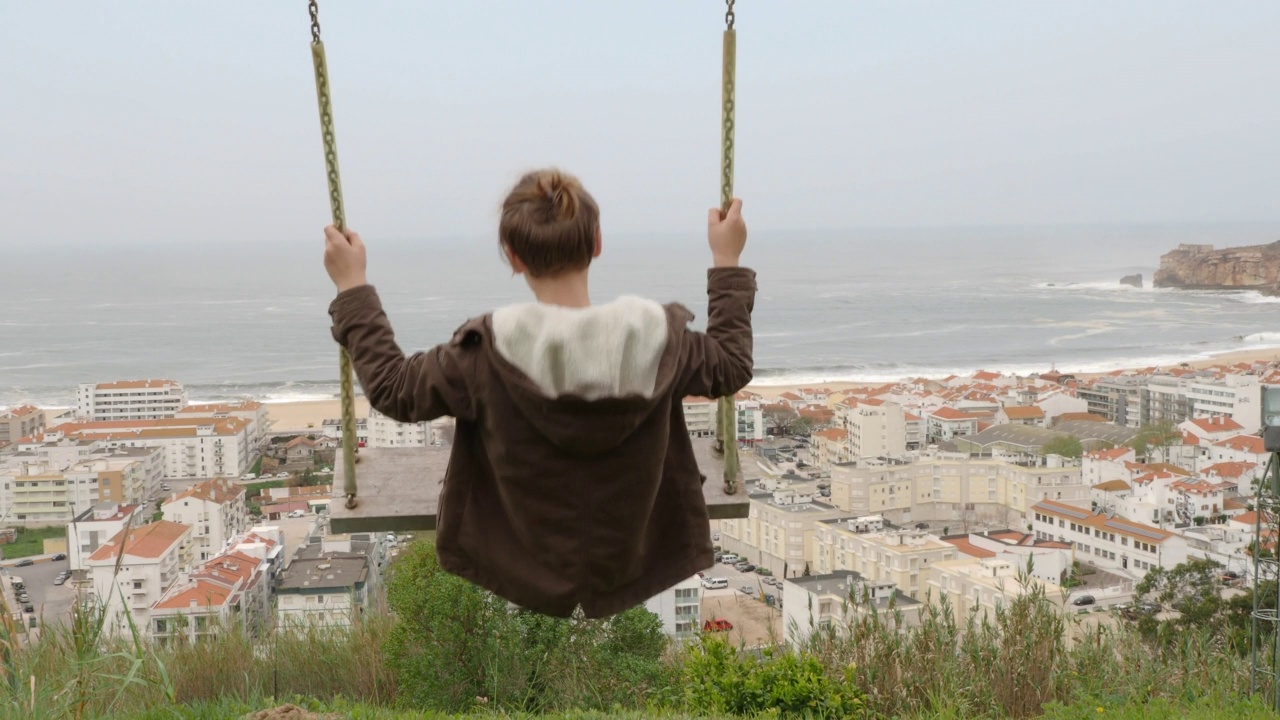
[324,169,754,618]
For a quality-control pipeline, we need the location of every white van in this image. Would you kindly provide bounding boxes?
[720,553,739,564]
[701,577,728,590]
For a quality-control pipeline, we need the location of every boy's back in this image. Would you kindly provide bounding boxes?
[323,169,754,617]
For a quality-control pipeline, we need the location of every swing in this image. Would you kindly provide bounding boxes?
[306,0,750,534]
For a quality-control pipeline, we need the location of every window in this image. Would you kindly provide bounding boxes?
[133,580,143,590]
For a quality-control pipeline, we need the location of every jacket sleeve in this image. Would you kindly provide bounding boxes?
[678,267,757,399]
[328,285,476,423]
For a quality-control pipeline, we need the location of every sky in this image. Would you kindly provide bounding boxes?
[5,1,1280,247]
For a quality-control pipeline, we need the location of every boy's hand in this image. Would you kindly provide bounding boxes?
[324,225,368,293]
[707,198,746,268]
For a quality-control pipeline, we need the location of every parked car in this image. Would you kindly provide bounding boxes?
[277,472,291,479]
[738,585,755,595]
[53,575,67,586]
[287,509,305,518]
[17,594,29,604]
[241,473,258,481]
[22,605,33,614]
[14,559,33,568]
[702,618,733,632]
[755,566,773,576]
[1071,594,1096,607]
[51,553,66,562]
[739,564,756,573]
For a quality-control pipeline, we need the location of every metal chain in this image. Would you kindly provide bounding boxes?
[308,0,321,44]
[718,4,740,494]
[307,0,359,508]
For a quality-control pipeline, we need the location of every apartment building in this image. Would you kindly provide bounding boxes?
[811,429,851,468]
[78,380,187,421]
[66,502,151,571]
[995,405,1046,428]
[682,396,765,443]
[363,408,453,449]
[178,401,269,450]
[716,484,845,578]
[643,575,702,638]
[0,443,163,524]
[926,407,980,444]
[781,572,919,647]
[161,479,249,561]
[1180,415,1246,446]
[812,521,958,599]
[828,452,1088,527]
[941,531,1074,586]
[87,520,194,637]
[276,556,371,628]
[1031,499,1187,578]
[1077,377,1144,428]
[1082,447,1137,487]
[926,556,1066,620]
[150,548,271,642]
[0,405,44,445]
[836,398,907,459]
[43,417,251,478]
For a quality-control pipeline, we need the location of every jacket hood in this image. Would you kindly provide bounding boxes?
[485,296,685,455]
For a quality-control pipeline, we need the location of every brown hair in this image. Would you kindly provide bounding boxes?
[499,169,600,278]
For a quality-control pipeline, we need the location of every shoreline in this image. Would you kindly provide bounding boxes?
[259,346,1279,430]
[15,347,1278,432]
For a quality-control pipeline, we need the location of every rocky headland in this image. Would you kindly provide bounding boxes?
[1152,240,1280,296]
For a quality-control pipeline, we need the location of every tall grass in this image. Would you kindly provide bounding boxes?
[0,569,1264,719]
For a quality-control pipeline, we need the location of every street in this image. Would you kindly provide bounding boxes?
[1,554,75,636]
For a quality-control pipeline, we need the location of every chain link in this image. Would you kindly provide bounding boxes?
[308,0,321,44]
[718,7,739,494]
[307,0,358,504]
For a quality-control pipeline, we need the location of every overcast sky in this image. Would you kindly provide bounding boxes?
[5,1,1280,247]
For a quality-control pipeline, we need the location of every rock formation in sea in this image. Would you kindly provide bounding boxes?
[1152,241,1280,296]
[1119,274,1143,288]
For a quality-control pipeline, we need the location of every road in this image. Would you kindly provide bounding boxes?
[701,558,784,602]
[1,554,75,637]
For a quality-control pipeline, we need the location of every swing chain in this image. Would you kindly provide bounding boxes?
[308,0,322,44]
[725,0,735,31]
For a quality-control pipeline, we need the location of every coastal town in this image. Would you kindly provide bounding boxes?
[0,352,1276,648]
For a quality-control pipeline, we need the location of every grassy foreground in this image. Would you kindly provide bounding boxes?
[0,540,1273,720]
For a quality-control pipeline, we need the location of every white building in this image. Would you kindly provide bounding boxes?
[682,396,765,443]
[1180,415,1247,447]
[1185,374,1264,434]
[781,572,917,648]
[1082,447,1136,488]
[828,451,1089,527]
[941,531,1074,587]
[66,502,151,572]
[86,520,194,637]
[0,405,45,446]
[177,401,269,452]
[716,486,845,579]
[275,555,371,628]
[836,398,907,459]
[643,575,702,638]
[927,407,980,443]
[77,380,188,422]
[927,556,1065,621]
[1031,499,1187,578]
[812,522,958,599]
[42,417,252,479]
[161,478,249,562]
[0,441,163,524]
[150,548,271,642]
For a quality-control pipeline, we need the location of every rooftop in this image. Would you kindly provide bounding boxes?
[88,520,190,562]
[277,555,368,592]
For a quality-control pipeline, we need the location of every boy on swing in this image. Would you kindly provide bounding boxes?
[324,169,755,618]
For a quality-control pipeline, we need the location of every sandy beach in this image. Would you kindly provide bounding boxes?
[253,347,1280,432]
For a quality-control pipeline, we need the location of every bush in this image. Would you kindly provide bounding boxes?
[383,541,670,713]
[681,635,865,718]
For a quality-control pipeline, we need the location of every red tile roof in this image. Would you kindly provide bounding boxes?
[89,521,189,562]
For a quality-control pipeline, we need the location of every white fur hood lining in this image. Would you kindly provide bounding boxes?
[490,296,670,401]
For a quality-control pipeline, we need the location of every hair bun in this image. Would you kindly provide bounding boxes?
[534,170,580,222]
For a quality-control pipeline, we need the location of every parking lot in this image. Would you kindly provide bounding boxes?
[2,555,76,635]
[701,556,785,603]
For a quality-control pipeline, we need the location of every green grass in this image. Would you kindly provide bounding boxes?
[243,479,287,497]
[1,540,1272,720]
[250,455,263,476]
[89,695,1280,719]
[2,526,66,559]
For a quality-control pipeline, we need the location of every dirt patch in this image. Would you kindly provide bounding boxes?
[242,705,345,720]
[702,591,783,647]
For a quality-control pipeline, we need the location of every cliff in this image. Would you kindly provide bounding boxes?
[1152,240,1280,296]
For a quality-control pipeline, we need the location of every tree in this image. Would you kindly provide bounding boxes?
[1129,420,1181,463]
[1041,435,1083,459]
[763,405,815,437]
[1134,558,1225,638]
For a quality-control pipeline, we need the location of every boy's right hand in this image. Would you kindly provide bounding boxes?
[707,198,747,268]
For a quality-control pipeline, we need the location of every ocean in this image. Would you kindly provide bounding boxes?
[3,223,1278,408]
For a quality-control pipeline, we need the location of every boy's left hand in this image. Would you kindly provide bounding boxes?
[324,225,368,293]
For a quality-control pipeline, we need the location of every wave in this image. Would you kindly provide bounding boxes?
[1037,281,1280,305]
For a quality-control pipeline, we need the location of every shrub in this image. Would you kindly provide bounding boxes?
[681,635,865,718]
